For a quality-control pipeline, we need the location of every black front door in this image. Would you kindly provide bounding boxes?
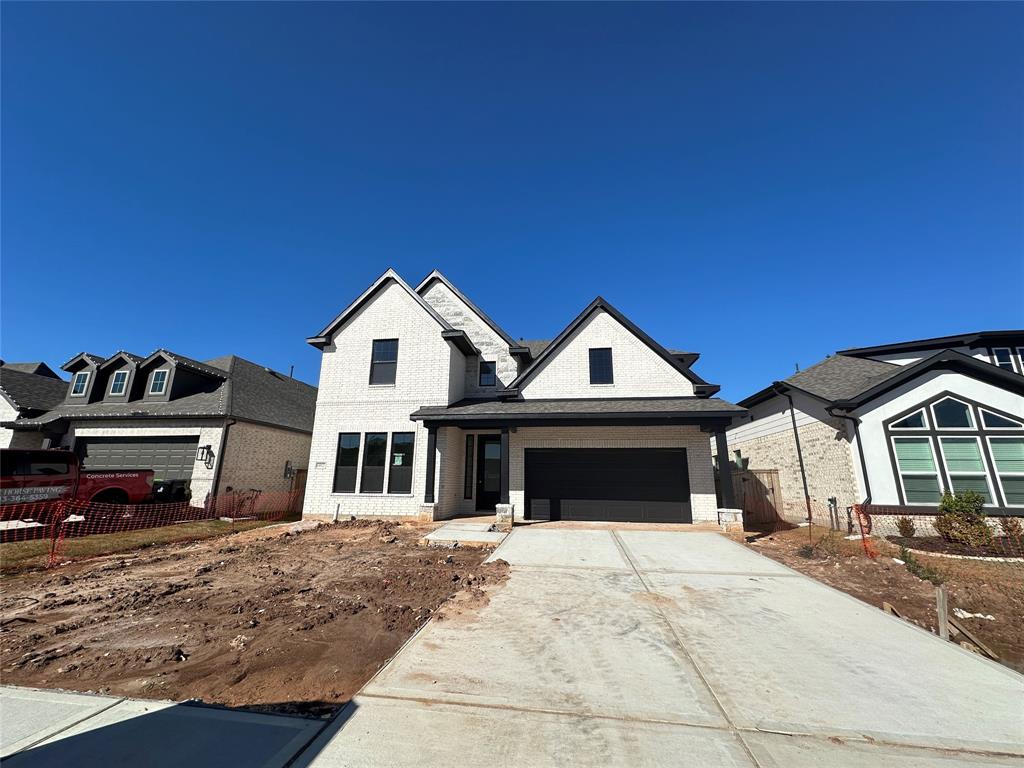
[476,435,502,510]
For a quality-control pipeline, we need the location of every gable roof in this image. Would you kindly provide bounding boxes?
[97,351,143,370]
[308,268,454,350]
[505,297,720,397]
[0,368,68,413]
[138,349,229,378]
[839,330,1024,358]
[416,270,523,352]
[741,349,1024,410]
[0,361,60,379]
[61,352,105,371]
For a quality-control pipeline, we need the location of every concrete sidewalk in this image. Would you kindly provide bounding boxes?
[295,529,1024,767]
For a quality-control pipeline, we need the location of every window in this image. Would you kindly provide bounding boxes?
[589,348,614,385]
[992,348,1015,372]
[386,433,415,494]
[369,339,398,385]
[109,370,129,396]
[0,455,70,476]
[150,369,169,395]
[939,437,992,503]
[464,435,475,499]
[479,361,496,387]
[891,409,927,429]
[893,437,941,504]
[333,433,361,493]
[360,433,387,493]
[990,438,1024,506]
[981,410,1023,429]
[70,371,89,397]
[932,397,973,429]
[1018,348,1024,372]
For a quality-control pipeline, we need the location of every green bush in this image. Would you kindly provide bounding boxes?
[1001,517,1023,539]
[934,491,993,547]
[895,516,916,538]
[900,547,944,585]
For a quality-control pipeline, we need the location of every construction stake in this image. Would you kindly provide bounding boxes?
[936,585,949,641]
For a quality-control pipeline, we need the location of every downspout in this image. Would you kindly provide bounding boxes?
[827,407,871,505]
[774,383,812,523]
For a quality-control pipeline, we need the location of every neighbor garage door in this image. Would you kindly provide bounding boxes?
[525,448,691,523]
[76,436,200,481]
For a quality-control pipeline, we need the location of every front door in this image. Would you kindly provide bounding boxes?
[476,435,502,511]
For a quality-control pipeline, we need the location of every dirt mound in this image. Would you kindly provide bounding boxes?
[0,519,507,716]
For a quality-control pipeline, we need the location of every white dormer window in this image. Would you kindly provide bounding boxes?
[109,370,129,396]
[992,348,1016,372]
[70,371,90,397]
[150,369,169,395]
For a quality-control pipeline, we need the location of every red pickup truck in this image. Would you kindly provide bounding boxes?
[0,449,155,506]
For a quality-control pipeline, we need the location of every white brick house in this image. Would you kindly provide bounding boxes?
[303,269,745,524]
[724,332,1024,524]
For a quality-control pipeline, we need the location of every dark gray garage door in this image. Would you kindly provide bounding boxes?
[76,437,200,481]
[525,448,691,523]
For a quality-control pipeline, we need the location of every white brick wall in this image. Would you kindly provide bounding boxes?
[303,280,456,519]
[218,421,311,494]
[520,310,696,399]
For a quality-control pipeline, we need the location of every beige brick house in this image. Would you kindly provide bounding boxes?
[303,269,744,524]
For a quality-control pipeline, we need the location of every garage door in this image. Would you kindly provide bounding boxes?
[525,448,691,523]
[76,437,200,482]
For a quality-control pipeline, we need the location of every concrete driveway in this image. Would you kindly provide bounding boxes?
[297,528,1023,767]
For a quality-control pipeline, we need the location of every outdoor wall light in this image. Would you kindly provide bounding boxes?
[284,460,294,479]
[196,445,212,462]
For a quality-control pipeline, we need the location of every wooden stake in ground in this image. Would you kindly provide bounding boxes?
[936,585,949,641]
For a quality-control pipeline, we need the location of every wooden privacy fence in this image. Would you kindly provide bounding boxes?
[732,468,783,526]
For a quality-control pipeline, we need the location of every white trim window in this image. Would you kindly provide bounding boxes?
[892,437,942,505]
[1017,347,1024,373]
[890,408,929,430]
[149,369,169,395]
[109,370,129,396]
[70,371,90,397]
[980,409,1023,429]
[989,437,1024,507]
[992,347,1016,372]
[938,436,993,503]
[930,396,974,430]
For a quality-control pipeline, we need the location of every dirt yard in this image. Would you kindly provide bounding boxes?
[736,526,1024,674]
[0,519,507,716]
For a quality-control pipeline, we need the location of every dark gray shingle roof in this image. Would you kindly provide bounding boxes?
[0,368,68,412]
[412,396,744,421]
[519,340,550,358]
[1,361,60,378]
[783,354,903,402]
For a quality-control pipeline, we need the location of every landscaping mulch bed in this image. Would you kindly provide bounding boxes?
[0,519,507,717]
[885,535,1024,559]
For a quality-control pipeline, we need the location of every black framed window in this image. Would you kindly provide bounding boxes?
[589,348,613,385]
[369,339,398,385]
[388,433,415,494]
[464,434,475,498]
[360,432,387,493]
[479,361,496,387]
[992,348,1015,372]
[333,433,361,493]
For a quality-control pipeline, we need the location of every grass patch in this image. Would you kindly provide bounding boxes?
[900,547,945,585]
[0,517,291,574]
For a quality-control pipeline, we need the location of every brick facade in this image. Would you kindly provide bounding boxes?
[218,421,311,494]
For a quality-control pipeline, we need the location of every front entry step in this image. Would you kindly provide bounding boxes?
[421,521,507,548]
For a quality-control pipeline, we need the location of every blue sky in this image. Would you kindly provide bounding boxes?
[3,2,1021,400]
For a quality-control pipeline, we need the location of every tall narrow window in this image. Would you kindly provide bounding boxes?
[464,435,475,499]
[369,339,398,385]
[990,437,1024,506]
[388,433,415,494]
[479,361,496,387]
[589,348,614,385]
[333,433,361,493]
[992,348,1015,372]
[939,437,992,502]
[150,369,169,395]
[109,371,129,396]
[893,437,941,504]
[70,371,90,396]
[360,432,387,492]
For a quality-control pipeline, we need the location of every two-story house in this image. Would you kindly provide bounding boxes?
[0,361,68,449]
[302,269,745,524]
[724,332,1024,523]
[2,350,317,503]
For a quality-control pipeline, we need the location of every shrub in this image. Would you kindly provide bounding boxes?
[900,547,944,585]
[934,491,993,547]
[1001,517,1023,539]
[895,516,916,538]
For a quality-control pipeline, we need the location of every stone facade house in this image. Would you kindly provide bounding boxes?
[0,361,68,449]
[725,332,1024,524]
[2,351,317,503]
[302,269,745,524]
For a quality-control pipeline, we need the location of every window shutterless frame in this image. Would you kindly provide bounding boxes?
[70,371,90,397]
[889,408,929,430]
[478,361,496,387]
[359,432,388,493]
[387,432,415,494]
[988,437,1024,507]
[588,348,613,385]
[930,396,974,430]
[464,434,475,499]
[149,369,170,395]
[991,347,1016,373]
[333,433,361,493]
[109,370,129,396]
[937,435,995,504]
[369,339,398,386]
[891,435,943,505]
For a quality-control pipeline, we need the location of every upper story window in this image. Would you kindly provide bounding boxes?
[70,371,90,397]
[479,361,496,387]
[891,409,927,429]
[369,339,398,385]
[589,348,614,385]
[931,397,972,429]
[992,348,1016,372]
[150,369,169,395]
[109,370,129,396]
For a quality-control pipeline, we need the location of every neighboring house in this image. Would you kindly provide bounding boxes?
[302,269,745,524]
[724,332,1024,524]
[0,361,68,449]
[2,350,318,502]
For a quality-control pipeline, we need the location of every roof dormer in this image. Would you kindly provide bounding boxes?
[96,351,144,402]
[61,352,105,404]
[137,350,227,403]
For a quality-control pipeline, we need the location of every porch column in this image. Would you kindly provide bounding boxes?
[499,427,510,505]
[715,430,735,509]
[424,426,437,504]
